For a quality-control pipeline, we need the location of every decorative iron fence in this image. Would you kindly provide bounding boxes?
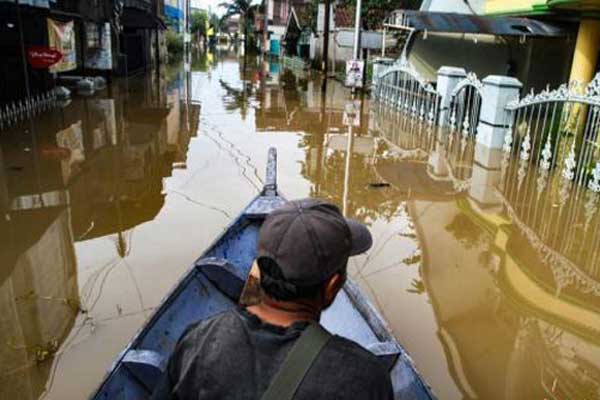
[0,91,58,131]
[372,62,600,292]
[282,56,310,72]
[497,160,600,291]
[374,61,441,127]
[449,73,483,138]
[503,75,600,196]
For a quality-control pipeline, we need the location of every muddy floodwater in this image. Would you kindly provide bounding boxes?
[1,51,600,400]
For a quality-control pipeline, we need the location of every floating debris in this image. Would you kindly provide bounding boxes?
[368,182,391,188]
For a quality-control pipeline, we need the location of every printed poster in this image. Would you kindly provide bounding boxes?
[85,23,113,70]
[47,18,77,73]
[56,121,85,184]
[345,60,364,89]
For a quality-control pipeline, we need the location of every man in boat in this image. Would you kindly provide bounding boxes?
[152,199,394,399]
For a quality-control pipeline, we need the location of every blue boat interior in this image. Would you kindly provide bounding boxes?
[92,150,436,400]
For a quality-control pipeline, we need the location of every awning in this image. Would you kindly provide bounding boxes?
[385,11,571,38]
[164,4,183,20]
[121,7,167,30]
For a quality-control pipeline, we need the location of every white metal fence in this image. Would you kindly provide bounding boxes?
[503,77,600,195]
[0,91,58,131]
[374,61,441,127]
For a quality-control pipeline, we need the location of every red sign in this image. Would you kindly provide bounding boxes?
[27,46,63,69]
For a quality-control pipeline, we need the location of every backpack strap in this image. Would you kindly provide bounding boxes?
[261,322,332,400]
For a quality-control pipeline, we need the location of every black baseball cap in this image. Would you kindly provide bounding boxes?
[256,198,373,287]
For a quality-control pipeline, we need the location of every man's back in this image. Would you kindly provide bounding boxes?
[153,307,393,400]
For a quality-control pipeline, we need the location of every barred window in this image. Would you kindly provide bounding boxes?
[86,23,101,49]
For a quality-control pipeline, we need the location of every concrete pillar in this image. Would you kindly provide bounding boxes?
[569,19,600,86]
[436,66,466,126]
[469,143,503,209]
[476,75,522,150]
[427,142,449,178]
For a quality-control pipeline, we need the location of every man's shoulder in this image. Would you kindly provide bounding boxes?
[301,333,393,399]
[178,308,242,343]
[324,334,390,376]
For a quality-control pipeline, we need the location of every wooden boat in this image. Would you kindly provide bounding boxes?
[91,148,436,400]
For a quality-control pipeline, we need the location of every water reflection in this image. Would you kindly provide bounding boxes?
[1,51,599,400]
[371,103,600,399]
[204,54,600,398]
[0,65,199,399]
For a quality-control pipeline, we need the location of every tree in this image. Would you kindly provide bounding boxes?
[219,0,256,51]
[341,0,422,30]
[190,9,209,38]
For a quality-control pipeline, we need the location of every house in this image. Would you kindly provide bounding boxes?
[256,0,313,56]
[313,4,390,75]
[0,0,166,105]
[282,3,314,59]
[118,0,167,76]
[387,0,600,91]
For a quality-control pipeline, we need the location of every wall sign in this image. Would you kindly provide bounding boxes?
[47,19,77,73]
[27,46,63,69]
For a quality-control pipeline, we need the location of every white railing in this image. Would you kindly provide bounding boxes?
[503,75,600,195]
[374,61,441,127]
[0,91,58,131]
[448,73,483,138]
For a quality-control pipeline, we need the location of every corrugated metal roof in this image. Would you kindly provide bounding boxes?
[387,11,571,37]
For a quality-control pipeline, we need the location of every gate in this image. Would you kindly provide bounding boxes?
[502,75,600,195]
[374,61,441,126]
[448,73,483,138]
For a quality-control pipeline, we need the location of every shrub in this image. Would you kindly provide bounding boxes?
[166,31,183,55]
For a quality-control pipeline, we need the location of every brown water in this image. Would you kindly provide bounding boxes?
[1,51,599,400]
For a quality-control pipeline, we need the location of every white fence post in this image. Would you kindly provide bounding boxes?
[437,66,467,126]
[476,75,522,150]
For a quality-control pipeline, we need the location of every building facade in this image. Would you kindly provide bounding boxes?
[0,0,166,105]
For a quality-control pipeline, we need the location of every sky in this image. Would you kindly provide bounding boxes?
[191,0,260,16]
[191,0,223,15]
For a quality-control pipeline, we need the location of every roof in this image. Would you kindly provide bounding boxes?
[385,10,571,37]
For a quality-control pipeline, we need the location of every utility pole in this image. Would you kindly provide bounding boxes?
[351,0,362,96]
[14,0,30,98]
[321,0,331,92]
[263,0,269,55]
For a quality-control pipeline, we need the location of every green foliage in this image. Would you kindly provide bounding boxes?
[219,0,252,19]
[341,0,422,30]
[166,30,184,55]
[190,10,209,36]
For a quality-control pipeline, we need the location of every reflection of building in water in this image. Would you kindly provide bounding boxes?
[372,102,600,399]
[251,66,407,222]
[0,68,199,398]
[0,143,78,400]
[68,73,200,242]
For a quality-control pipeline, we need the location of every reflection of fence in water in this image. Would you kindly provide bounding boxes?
[373,102,436,155]
[499,148,600,285]
[373,63,600,292]
[497,77,600,284]
[0,91,58,131]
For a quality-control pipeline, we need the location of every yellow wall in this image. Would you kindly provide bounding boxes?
[485,0,547,15]
[486,0,600,15]
[570,19,600,84]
